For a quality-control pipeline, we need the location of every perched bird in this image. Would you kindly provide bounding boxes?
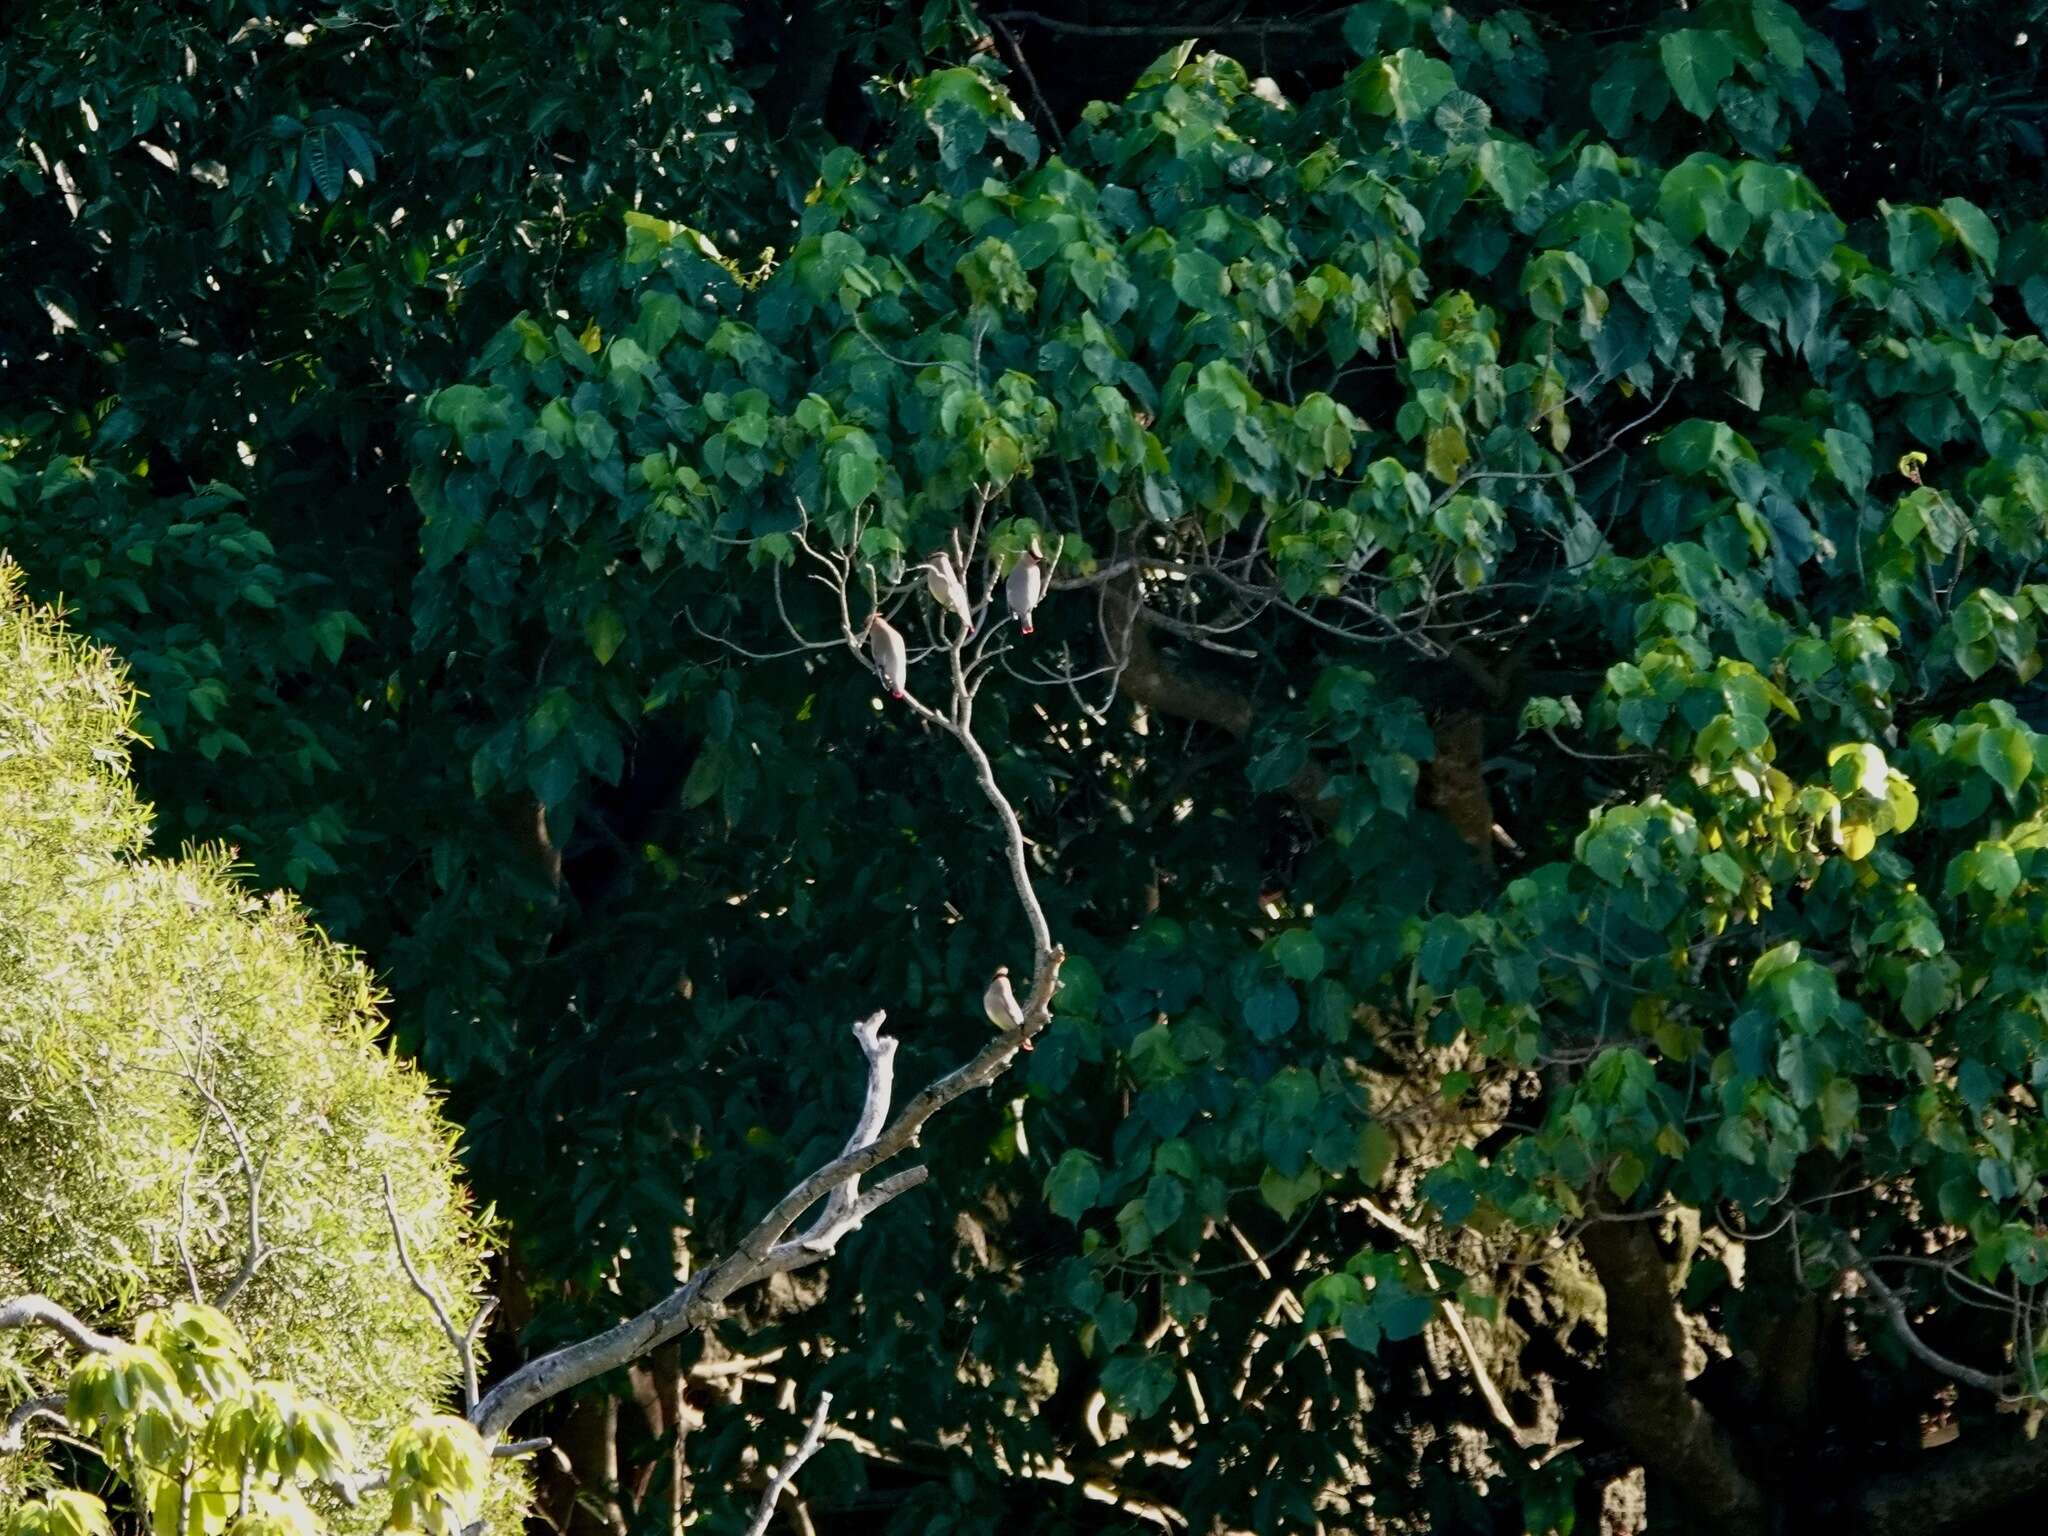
[983,964,1031,1051]
[923,550,974,634]
[1005,543,1045,635]
[864,613,907,699]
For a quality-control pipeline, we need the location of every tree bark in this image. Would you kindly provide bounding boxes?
[1857,1424,2048,1535]
[1579,1219,1768,1535]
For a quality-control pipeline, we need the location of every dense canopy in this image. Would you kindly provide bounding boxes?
[0,562,505,1530]
[10,1,2048,1532]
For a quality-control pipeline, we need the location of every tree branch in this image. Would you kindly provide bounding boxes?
[382,1173,491,1412]
[1355,1199,1548,1451]
[742,1392,832,1536]
[0,1395,67,1454]
[1834,1236,2018,1396]
[0,1297,120,1356]
[186,1072,271,1310]
[1578,1218,1766,1533]
[469,945,1061,1441]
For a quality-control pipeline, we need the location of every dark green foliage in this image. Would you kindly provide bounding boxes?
[12,1,2048,1532]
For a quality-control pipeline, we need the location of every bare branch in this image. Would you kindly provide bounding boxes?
[0,1296,119,1355]
[0,1395,67,1453]
[382,1173,492,1412]
[175,1117,212,1305]
[471,944,1062,1441]
[186,1074,271,1310]
[1834,1236,2019,1396]
[787,1014,896,1254]
[742,1392,832,1536]
[1355,1199,1548,1450]
[452,497,1068,1447]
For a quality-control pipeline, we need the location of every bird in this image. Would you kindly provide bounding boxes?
[923,550,974,634]
[864,613,907,699]
[1005,543,1044,635]
[983,965,1031,1051]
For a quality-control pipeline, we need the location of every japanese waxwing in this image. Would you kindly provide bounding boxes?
[923,550,974,634]
[864,612,908,700]
[1005,541,1045,635]
[984,964,1031,1051]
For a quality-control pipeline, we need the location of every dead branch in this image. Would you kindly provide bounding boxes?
[742,1392,832,1536]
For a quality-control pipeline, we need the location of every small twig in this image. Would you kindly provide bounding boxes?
[382,1173,491,1411]
[1356,1199,1548,1449]
[175,1118,212,1305]
[1541,726,1645,763]
[986,15,1065,150]
[187,1075,270,1309]
[1834,1236,2019,1396]
[742,1392,833,1536]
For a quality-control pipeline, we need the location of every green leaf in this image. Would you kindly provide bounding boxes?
[1045,1150,1102,1221]
[585,607,626,666]
[834,451,880,511]
[1901,961,1951,1028]
[1769,960,1837,1033]
[1978,725,2034,801]
[1750,0,1806,68]
[680,745,726,808]
[1942,197,2000,269]
[1243,983,1300,1041]
[1273,928,1326,981]
[1701,850,1744,893]
[1425,424,1469,484]
[1357,1121,1394,1186]
[1658,30,1736,120]
[1092,1293,1138,1353]
[1658,156,1731,245]
[1607,1150,1646,1200]
[1170,249,1228,313]
[1184,388,1239,453]
[1259,1164,1323,1220]
[526,689,575,751]
[1373,49,1457,122]
[1144,1174,1187,1230]
[1823,428,1872,504]
[304,125,345,201]
[1477,140,1545,216]
[1100,1351,1177,1418]
[1341,3,1383,56]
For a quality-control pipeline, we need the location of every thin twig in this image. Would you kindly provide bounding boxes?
[185,1074,270,1309]
[382,1173,489,1411]
[742,1393,833,1536]
[1355,1199,1548,1449]
[1835,1237,2019,1396]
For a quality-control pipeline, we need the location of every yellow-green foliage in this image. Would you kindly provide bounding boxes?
[27,1302,492,1536]
[0,564,516,1527]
